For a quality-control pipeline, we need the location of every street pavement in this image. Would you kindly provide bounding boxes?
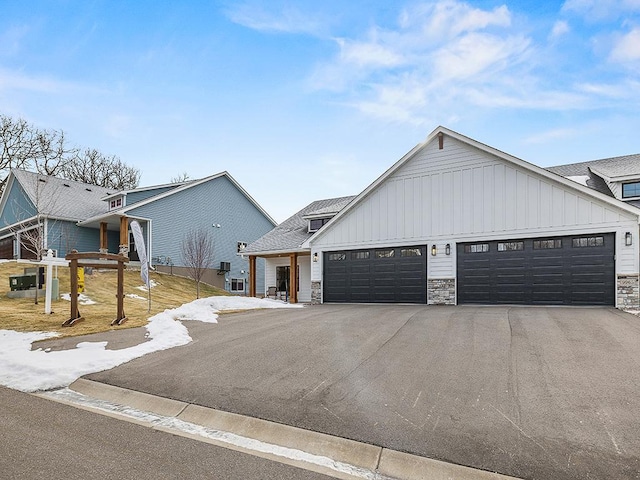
[81,304,640,480]
[0,386,333,479]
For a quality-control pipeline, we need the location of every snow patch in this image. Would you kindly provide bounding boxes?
[126,293,146,300]
[0,296,303,392]
[61,293,97,305]
[136,279,159,291]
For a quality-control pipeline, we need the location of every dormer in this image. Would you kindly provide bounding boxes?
[590,164,640,202]
[106,194,126,211]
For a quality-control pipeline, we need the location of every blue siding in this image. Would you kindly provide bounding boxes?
[126,175,274,293]
[46,220,101,257]
[0,180,36,227]
[126,186,178,206]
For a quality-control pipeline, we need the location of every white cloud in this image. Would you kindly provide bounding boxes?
[550,20,570,40]
[336,37,405,68]
[398,1,511,40]
[524,128,581,144]
[562,0,640,20]
[610,28,640,63]
[431,32,530,83]
[225,3,324,35]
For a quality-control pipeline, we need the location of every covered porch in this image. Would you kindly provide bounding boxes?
[247,251,311,303]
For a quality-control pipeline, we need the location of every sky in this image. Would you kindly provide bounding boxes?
[1,0,640,222]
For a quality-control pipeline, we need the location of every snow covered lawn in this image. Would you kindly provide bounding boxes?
[0,296,302,393]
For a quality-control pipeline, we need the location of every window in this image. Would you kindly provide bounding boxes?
[109,197,123,210]
[375,249,395,258]
[231,278,245,292]
[464,243,489,253]
[309,218,330,232]
[623,181,640,198]
[400,248,422,257]
[328,253,346,261]
[572,236,604,247]
[352,251,370,260]
[533,239,562,249]
[497,241,524,251]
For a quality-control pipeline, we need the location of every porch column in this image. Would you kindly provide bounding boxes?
[119,216,129,256]
[289,252,298,303]
[249,255,256,297]
[100,222,108,253]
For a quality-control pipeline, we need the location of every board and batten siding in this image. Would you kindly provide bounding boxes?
[126,175,274,294]
[310,136,639,282]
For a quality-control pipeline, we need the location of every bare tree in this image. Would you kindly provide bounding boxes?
[1,113,140,193]
[1,115,69,191]
[171,172,190,183]
[62,148,140,190]
[181,227,214,299]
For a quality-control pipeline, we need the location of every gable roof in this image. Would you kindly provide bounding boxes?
[4,169,116,222]
[243,195,355,255]
[79,171,277,228]
[546,154,640,196]
[548,154,640,180]
[305,126,640,247]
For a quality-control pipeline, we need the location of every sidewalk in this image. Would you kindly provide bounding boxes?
[39,378,521,480]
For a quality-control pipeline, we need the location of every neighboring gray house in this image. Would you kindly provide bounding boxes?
[0,169,276,294]
[241,196,355,303]
[244,126,640,308]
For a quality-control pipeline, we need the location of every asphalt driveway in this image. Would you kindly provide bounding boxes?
[86,305,640,480]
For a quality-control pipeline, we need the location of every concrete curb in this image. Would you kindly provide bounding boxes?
[61,379,520,480]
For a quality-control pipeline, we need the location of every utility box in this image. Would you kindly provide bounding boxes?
[23,267,45,288]
[9,274,37,291]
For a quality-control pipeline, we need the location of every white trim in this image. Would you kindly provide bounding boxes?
[590,167,640,183]
[82,171,277,228]
[304,126,640,249]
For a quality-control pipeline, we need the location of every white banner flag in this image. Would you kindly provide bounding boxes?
[130,220,148,285]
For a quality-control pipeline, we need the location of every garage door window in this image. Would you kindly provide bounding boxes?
[572,236,604,247]
[533,239,562,249]
[328,253,346,261]
[497,241,524,251]
[375,249,395,258]
[464,243,489,253]
[352,251,370,260]
[400,248,422,257]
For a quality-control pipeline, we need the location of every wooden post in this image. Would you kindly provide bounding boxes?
[62,251,129,327]
[100,222,108,252]
[70,258,79,321]
[289,253,298,303]
[119,216,129,254]
[115,261,125,324]
[249,255,256,297]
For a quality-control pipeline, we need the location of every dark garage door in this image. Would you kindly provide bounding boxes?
[324,246,427,303]
[457,233,615,305]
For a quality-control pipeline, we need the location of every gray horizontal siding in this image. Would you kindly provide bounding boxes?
[126,175,274,293]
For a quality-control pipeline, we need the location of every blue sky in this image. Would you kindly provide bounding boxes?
[1,0,639,222]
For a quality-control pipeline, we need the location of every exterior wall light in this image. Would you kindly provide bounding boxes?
[625,232,633,246]
[445,244,451,255]
[431,245,437,256]
[313,252,319,262]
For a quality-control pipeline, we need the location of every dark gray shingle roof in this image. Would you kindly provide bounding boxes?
[546,154,640,198]
[243,195,355,254]
[12,169,116,221]
[547,154,640,177]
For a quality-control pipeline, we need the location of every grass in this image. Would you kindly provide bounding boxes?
[0,260,229,338]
